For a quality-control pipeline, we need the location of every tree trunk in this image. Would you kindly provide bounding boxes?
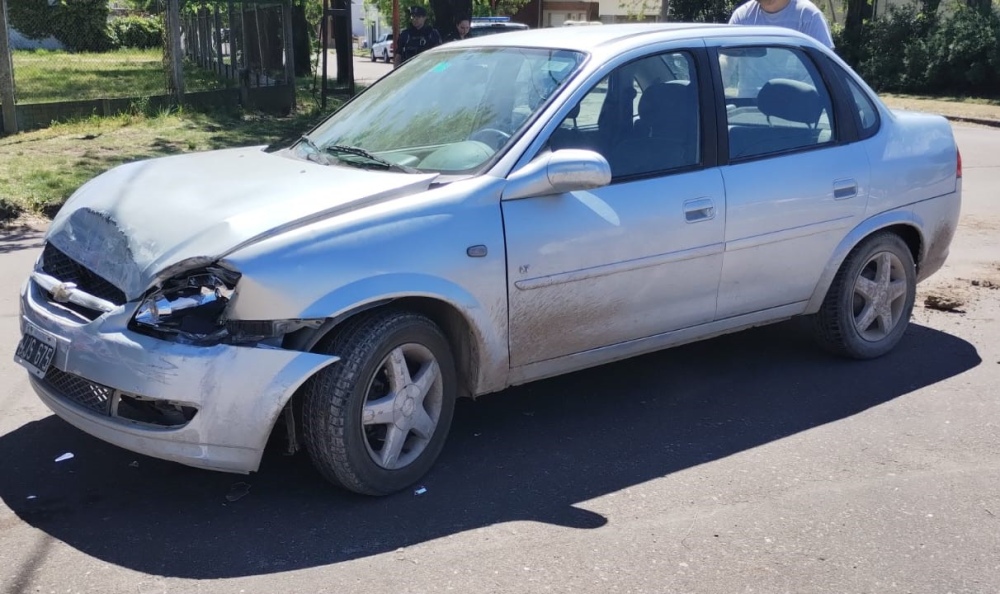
[292,3,311,77]
[844,0,873,35]
[965,0,991,14]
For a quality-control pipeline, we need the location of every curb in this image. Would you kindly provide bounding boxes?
[942,115,1000,128]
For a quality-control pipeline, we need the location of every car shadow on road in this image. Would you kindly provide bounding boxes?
[0,320,981,579]
[0,226,45,255]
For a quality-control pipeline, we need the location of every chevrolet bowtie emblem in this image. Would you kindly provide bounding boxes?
[51,282,77,303]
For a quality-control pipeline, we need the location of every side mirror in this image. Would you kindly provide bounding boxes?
[503,149,612,201]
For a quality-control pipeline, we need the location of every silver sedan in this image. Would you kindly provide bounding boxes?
[16,24,961,495]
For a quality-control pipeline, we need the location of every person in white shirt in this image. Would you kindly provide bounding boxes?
[729,0,835,49]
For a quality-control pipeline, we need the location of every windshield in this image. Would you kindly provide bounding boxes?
[302,47,586,174]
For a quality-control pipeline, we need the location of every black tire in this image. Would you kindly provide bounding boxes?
[383,49,389,62]
[301,310,457,496]
[370,50,376,62]
[813,232,916,359]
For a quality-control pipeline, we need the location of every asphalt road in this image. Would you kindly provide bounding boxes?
[0,126,998,594]
[319,53,393,87]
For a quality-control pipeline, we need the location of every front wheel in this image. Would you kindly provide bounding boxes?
[813,232,916,359]
[301,311,457,496]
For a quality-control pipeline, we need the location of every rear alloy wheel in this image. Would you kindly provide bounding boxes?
[814,232,916,359]
[301,311,457,496]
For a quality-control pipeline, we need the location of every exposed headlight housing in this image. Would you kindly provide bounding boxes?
[132,266,240,343]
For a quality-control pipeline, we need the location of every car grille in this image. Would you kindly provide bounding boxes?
[42,366,114,416]
[41,243,127,306]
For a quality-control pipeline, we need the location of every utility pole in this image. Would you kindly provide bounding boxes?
[0,0,18,134]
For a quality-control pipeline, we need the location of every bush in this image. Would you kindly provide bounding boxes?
[863,6,935,93]
[0,196,22,226]
[8,0,112,52]
[925,6,1000,95]
[835,4,1000,97]
[109,15,164,49]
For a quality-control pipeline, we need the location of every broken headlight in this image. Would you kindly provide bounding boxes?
[133,266,240,342]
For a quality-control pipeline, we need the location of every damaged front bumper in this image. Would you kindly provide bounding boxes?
[18,277,338,473]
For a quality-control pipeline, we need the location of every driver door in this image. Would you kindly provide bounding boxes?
[502,49,727,368]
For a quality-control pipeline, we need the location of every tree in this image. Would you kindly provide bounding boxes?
[965,0,992,14]
[661,0,737,22]
[844,0,874,36]
[292,1,312,76]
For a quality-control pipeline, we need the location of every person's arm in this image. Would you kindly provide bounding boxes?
[394,30,409,66]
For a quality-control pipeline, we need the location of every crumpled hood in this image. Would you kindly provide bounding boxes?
[46,146,439,301]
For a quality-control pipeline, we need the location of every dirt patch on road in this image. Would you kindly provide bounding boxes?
[919,262,1000,314]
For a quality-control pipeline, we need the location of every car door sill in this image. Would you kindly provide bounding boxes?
[507,301,808,386]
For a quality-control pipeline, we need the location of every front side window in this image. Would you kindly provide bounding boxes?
[719,46,835,160]
[546,51,701,179]
[303,47,585,174]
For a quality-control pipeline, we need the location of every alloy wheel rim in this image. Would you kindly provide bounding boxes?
[851,251,909,342]
[360,343,443,470]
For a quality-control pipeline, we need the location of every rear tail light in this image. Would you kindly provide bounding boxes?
[957,148,962,178]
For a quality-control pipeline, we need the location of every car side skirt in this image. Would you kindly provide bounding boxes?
[508,302,806,386]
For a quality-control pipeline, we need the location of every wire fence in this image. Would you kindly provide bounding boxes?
[1,0,294,133]
[182,1,290,89]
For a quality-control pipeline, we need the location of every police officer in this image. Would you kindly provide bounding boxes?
[395,5,442,65]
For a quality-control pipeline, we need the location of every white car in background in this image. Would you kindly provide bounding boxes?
[371,32,393,62]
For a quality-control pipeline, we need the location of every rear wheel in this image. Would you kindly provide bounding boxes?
[370,50,376,62]
[301,311,457,496]
[383,49,389,62]
[813,232,916,359]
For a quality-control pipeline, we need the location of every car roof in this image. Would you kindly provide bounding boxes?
[446,22,823,53]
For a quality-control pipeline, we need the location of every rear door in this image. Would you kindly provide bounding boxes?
[711,43,871,319]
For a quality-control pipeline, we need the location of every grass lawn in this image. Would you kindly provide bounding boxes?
[12,48,234,104]
[0,78,346,223]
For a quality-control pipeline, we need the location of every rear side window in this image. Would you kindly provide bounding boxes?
[718,46,835,160]
[843,75,880,139]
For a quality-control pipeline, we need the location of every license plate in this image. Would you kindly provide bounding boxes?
[14,322,58,379]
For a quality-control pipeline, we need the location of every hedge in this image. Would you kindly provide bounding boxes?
[8,0,113,52]
[835,5,1000,96]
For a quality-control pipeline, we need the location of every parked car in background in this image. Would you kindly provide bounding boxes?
[17,24,961,497]
[468,16,529,37]
[371,32,393,62]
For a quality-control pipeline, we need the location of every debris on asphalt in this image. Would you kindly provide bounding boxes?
[54,452,74,462]
[924,293,965,312]
[225,482,251,502]
[414,486,427,495]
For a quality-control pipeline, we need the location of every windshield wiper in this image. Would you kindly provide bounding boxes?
[297,136,330,165]
[326,144,417,173]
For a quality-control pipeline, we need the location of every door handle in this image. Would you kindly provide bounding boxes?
[684,197,715,222]
[833,178,858,200]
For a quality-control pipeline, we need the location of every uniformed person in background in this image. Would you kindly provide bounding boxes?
[395,5,442,65]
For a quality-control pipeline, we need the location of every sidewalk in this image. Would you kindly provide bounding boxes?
[881,94,1000,127]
